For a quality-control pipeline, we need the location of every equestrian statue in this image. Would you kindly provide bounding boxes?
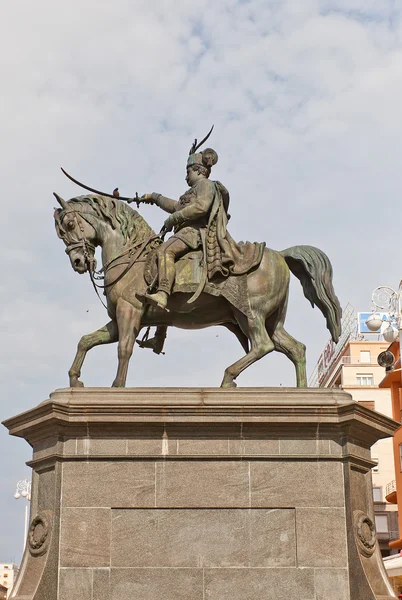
[54,127,341,388]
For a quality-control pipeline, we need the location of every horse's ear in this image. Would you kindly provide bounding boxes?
[53,192,68,210]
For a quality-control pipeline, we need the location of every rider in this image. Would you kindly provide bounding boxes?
[140,132,264,315]
[140,144,224,310]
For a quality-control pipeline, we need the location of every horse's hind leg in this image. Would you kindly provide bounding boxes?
[221,313,274,388]
[270,323,307,387]
[69,320,118,387]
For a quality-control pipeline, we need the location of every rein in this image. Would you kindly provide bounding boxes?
[87,233,162,310]
[90,232,161,291]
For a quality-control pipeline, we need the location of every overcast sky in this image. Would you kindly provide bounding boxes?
[1,0,402,562]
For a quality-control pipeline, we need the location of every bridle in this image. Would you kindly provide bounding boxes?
[61,209,96,264]
[63,212,96,261]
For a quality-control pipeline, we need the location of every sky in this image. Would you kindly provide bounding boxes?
[1,0,402,562]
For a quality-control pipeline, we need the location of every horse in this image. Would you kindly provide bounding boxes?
[54,192,341,388]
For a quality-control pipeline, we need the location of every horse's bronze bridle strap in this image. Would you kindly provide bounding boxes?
[65,240,96,256]
[92,233,161,291]
[87,233,162,311]
[62,211,96,260]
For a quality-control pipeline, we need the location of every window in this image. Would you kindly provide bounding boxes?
[399,444,402,472]
[356,374,374,386]
[358,400,375,411]
[373,487,382,502]
[375,515,389,533]
[372,458,379,473]
[360,351,371,363]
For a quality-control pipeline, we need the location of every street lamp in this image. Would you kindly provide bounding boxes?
[365,284,402,343]
[14,479,31,552]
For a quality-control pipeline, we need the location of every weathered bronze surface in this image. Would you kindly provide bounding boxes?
[54,132,341,388]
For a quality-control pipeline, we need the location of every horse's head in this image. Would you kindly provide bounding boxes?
[54,193,99,274]
[54,192,153,275]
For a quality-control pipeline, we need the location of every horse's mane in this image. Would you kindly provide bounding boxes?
[55,194,153,243]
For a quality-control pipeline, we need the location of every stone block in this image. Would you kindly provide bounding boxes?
[279,437,330,455]
[204,567,315,600]
[314,568,350,600]
[33,436,59,460]
[63,437,78,455]
[296,508,348,567]
[176,437,230,455]
[36,467,56,512]
[76,437,126,456]
[126,438,164,455]
[110,568,203,600]
[111,508,295,568]
[59,568,92,600]
[62,461,155,507]
[156,460,250,507]
[93,568,111,600]
[251,460,344,507]
[60,508,111,567]
[228,438,280,455]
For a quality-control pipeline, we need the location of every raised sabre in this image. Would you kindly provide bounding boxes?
[60,168,140,207]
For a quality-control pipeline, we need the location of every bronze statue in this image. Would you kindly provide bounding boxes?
[54,129,341,388]
[136,128,265,352]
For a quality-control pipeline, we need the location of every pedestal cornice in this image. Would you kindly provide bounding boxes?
[2,388,398,449]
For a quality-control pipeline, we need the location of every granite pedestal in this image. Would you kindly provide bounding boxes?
[3,388,399,599]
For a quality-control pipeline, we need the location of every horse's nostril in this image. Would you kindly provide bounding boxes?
[74,258,81,267]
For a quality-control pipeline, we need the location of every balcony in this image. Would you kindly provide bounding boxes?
[340,356,379,366]
[386,480,397,504]
[378,530,400,542]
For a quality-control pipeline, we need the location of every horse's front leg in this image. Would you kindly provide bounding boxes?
[69,320,118,387]
[112,299,143,388]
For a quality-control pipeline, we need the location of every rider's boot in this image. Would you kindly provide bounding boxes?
[143,290,169,310]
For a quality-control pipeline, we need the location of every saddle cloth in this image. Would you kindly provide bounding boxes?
[144,250,253,318]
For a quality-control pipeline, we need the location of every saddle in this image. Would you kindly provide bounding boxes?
[144,248,253,318]
[144,250,205,292]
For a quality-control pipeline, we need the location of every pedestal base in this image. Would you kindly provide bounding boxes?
[3,388,399,599]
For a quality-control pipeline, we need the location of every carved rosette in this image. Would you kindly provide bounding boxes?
[354,510,377,557]
[28,512,52,556]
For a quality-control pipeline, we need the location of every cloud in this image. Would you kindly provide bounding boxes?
[1,0,402,561]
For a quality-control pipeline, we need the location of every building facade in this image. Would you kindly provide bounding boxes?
[310,308,399,557]
[0,565,18,598]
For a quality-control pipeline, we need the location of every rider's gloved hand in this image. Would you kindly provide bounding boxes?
[140,193,160,204]
[163,215,176,232]
[164,212,185,232]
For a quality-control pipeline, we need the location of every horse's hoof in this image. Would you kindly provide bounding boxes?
[70,379,84,388]
[221,380,237,389]
[112,381,126,388]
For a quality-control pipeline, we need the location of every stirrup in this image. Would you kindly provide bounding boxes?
[136,336,165,355]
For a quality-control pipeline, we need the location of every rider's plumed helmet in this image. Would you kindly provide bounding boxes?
[187,126,218,176]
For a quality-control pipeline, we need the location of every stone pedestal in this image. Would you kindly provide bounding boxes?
[2,387,399,600]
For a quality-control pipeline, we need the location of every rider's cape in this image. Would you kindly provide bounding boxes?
[207,182,265,281]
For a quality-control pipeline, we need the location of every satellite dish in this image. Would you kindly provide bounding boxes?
[377,350,395,371]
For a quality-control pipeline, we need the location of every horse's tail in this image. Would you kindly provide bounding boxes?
[280,245,342,343]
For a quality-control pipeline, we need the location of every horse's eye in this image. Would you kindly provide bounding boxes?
[67,221,75,231]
